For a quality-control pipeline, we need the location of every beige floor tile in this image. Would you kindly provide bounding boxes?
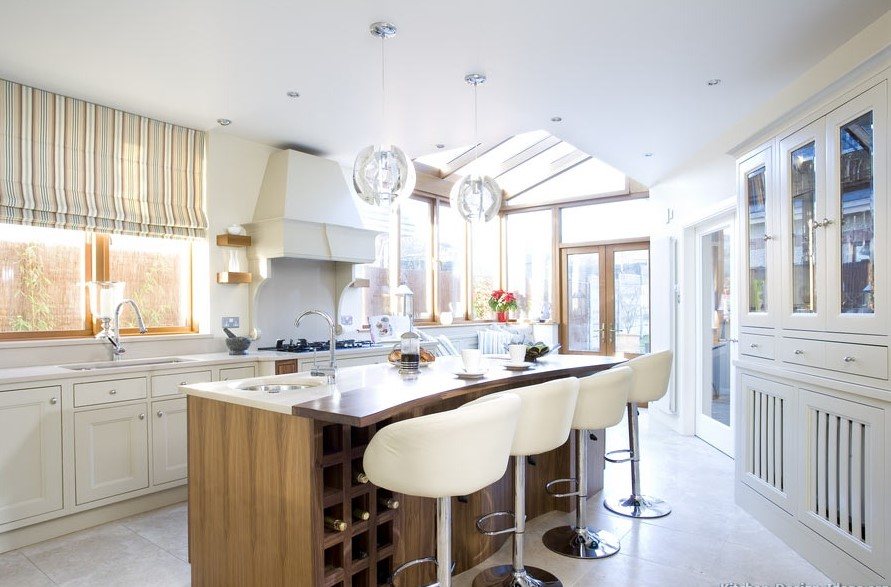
[0,550,53,587]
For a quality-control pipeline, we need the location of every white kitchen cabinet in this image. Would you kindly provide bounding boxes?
[739,146,779,329]
[151,397,187,485]
[218,365,256,381]
[0,387,63,525]
[779,81,887,335]
[74,403,149,504]
[151,369,212,398]
[797,389,885,571]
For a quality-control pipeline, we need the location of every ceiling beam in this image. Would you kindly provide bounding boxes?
[414,171,459,199]
[489,135,562,179]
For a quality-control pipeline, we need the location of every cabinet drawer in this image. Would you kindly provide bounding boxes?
[780,338,826,369]
[151,370,212,398]
[74,377,147,407]
[823,342,888,380]
[740,333,775,360]
[219,365,255,381]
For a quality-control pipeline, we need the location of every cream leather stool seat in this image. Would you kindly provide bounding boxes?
[542,367,632,559]
[467,378,579,587]
[603,350,674,519]
[364,393,522,587]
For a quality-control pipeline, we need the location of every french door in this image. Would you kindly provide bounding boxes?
[560,241,650,357]
[694,213,737,456]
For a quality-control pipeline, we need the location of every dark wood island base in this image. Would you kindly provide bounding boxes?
[187,355,622,586]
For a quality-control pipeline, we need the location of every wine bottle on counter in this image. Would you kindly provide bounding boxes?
[379,496,400,510]
[353,508,371,521]
[353,469,369,484]
[324,516,347,532]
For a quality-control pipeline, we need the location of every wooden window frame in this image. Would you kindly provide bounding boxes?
[0,229,197,341]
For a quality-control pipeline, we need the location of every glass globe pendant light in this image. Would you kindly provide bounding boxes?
[353,22,415,208]
[450,73,501,222]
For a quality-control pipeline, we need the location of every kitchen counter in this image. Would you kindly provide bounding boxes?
[185,353,624,586]
[184,353,624,426]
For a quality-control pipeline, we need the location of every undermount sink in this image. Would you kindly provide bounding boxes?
[239,383,316,394]
[60,357,197,371]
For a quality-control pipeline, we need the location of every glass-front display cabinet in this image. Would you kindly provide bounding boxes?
[824,82,886,335]
[738,146,777,328]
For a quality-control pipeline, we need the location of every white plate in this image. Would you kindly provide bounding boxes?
[455,370,487,380]
[504,363,533,371]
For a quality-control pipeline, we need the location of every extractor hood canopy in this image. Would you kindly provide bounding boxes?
[246,149,381,264]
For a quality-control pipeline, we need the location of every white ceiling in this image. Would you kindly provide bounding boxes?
[1,1,887,186]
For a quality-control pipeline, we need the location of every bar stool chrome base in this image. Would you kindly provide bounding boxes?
[472,565,562,587]
[541,526,620,559]
[603,494,671,519]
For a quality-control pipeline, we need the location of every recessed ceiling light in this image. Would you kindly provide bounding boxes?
[286,91,300,98]
[644,152,654,158]
[706,78,722,86]
[216,118,232,126]
[435,144,445,149]
[550,116,563,122]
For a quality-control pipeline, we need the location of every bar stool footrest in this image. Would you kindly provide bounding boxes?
[604,448,634,464]
[475,511,517,536]
[390,556,456,587]
[545,477,581,498]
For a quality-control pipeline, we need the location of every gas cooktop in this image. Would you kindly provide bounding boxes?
[258,338,378,354]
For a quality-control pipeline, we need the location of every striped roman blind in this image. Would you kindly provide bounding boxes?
[0,79,207,238]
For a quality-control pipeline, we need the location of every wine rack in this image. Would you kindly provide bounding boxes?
[316,420,399,586]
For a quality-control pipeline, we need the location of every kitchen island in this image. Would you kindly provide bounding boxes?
[184,354,623,587]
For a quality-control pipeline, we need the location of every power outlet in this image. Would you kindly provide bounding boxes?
[221,316,240,329]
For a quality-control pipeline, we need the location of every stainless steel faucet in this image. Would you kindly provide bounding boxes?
[295,310,337,383]
[100,299,148,361]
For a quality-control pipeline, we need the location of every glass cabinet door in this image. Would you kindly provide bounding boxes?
[780,120,826,331]
[825,81,886,335]
[738,147,775,328]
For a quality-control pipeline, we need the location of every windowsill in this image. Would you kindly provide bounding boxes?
[0,332,214,350]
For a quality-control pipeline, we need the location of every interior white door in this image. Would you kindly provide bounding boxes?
[0,387,63,525]
[695,213,737,456]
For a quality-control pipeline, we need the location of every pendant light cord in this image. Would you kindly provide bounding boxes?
[473,82,479,148]
[380,35,386,139]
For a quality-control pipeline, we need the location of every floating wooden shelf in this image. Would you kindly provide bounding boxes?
[216,233,252,247]
[216,271,252,284]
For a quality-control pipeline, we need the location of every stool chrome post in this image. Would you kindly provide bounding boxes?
[473,457,561,587]
[542,430,620,559]
[437,497,452,587]
[603,402,671,519]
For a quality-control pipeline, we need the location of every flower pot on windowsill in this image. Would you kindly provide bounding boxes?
[496,311,509,323]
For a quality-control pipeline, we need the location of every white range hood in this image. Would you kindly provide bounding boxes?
[245,149,380,263]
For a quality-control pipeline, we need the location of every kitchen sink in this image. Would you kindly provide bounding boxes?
[60,357,197,371]
[238,383,316,394]
[234,378,325,394]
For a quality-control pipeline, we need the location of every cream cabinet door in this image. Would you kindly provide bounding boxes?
[152,398,187,485]
[74,404,149,504]
[0,387,63,525]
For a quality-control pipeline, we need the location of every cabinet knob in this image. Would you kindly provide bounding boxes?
[821,217,833,227]
[157,411,165,418]
[179,381,187,386]
[138,413,146,420]
[50,397,58,405]
[109,389,117,395]
[843,356,856,363]
[794,349,804,355]
[762,234,773,241]
[750,343,759,349]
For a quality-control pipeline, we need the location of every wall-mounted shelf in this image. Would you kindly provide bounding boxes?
[216,271,252,284]
[216,234,252,247]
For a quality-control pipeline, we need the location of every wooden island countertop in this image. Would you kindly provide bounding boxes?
[183,353,625,586]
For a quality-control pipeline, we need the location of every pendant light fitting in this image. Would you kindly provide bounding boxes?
[352,21,415,208]
[450,73,502,223]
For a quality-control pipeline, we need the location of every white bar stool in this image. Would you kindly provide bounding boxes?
[467,378,580,587]
[542,366,632,559]
[603,350,674,519]
[363,393,522,587]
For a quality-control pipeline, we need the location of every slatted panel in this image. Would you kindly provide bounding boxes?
[808,408,868,543]
[746,388,785,494]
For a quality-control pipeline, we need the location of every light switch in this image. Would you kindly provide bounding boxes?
[222,316,240,329]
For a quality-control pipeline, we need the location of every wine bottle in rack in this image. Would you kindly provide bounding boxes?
[353,508,370,521]
[378,496,400,510]
[353,469,369,484]
[324,516,347,532]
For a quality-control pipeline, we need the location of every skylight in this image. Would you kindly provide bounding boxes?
[414,131,639,208]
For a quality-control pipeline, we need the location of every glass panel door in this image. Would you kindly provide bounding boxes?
[560,242,649,357]
[747,165,768,313]
[564,248,603,353]
[791,141,818,315]
[695,215,736,457]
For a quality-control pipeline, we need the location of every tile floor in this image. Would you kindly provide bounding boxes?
[0,411,829,586]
